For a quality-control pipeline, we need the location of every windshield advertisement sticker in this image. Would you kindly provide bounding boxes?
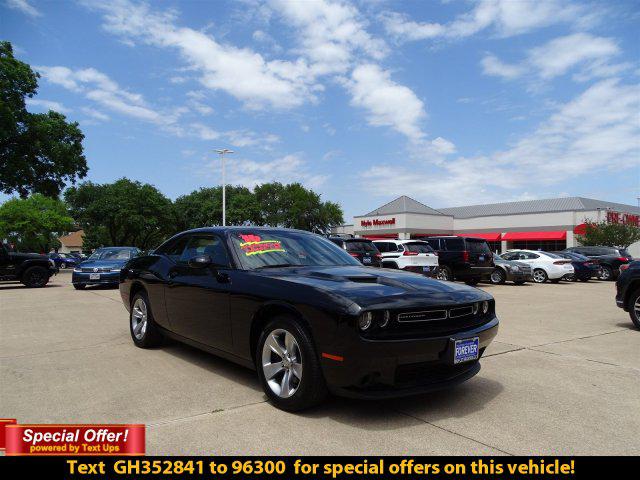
[239,235,285,256]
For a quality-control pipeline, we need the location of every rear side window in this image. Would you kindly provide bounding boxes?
[425,239,440,250]
[404,242,434,253]
[345,241,377,253]
[157,236,190,262]
[466,240,490,254]
[443,238,464,250]
[373,242,386,252]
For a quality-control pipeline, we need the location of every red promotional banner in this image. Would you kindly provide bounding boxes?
[4,424,145,456]
[0,419,17,450]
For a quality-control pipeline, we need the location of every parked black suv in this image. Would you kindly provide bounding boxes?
[563,246,633,280]
[328,237,382,267]
[0,243,58,287]
[420,236,494,285]
[615,261,640,329]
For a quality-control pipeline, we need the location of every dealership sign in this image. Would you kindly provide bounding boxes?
[606,211,640,227]
[360,217,396,227]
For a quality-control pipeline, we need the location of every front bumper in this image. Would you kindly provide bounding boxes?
[321,316,499,399]
[72,271,120,286]
[506,270,532,282]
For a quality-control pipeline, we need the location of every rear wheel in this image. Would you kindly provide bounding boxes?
[130,291,163,348]
[256,316,327,411]
[21,266,49,288]
[532,269,548,283]
[490,268,506,285]
[628,289,640,329]
[437,266,453,281]
[599,265,613,281]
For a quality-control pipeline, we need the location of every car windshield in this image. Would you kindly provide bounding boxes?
[466,239,491,254]
[88,248,136,261]
[230,231,360,270]
[404,242,434,253]
[542,251,563,259]
[344,241,377,253]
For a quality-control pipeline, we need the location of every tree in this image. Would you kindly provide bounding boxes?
[0,41,87,198]
[65,178,174,250]
[0,194,74,253]
[577,221,640,248]
[254,182,344,233]
[173,186,260,231]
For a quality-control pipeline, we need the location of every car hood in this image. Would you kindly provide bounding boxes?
[10,252,49,261]
[254,265,491,312]
[78,259,128,269]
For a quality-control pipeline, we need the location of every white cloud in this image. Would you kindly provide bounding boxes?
[25,98,69,113]
[360,79,640,204]
[5,0,41,18]
[207,154,328,189]
[346,64,426,142]
[431,137,457,155]
[81,107,110,122]
[87,0,320,110]
[36,65,176,128]
[382,0,593,42]
[190,123,280,149]
[482,33,623,82]
[270,0,388,76]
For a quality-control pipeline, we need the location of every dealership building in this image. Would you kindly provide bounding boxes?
[333,196,640,253]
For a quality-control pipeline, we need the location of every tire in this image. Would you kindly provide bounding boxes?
[129,291,163,348]
[73,284,86,290]
[256,315,327,411]
[21,266,50,288]
[60,262,66,269]
[437,266,453,281]
[532,268,548,283]
[599,265,613,281]
[628,289,640,329]
[490,268,506,285]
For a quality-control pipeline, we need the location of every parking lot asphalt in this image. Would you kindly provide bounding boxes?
[1,271,639,455]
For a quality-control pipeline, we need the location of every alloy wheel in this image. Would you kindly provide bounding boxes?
[261,328,303,398]
[490,270,504,284]
[533,270,546,283]
[437,269,450,281]
[599,267,611,280]
[131,298,148,340]
[634,296,640,321]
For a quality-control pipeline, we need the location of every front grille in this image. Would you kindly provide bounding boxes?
[81,267,112,273]
[397,309,447,322]
[449,305,474,318]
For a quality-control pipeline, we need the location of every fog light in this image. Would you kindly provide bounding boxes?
[482,301,489,314]
[359,312,373,330]
[379,310,390,328]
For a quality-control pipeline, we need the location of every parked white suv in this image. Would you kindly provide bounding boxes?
[501,250,574,283]
[372,240,439,276]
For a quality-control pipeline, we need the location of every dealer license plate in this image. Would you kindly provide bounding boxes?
[362,257,372,264]
[422,266,431,272]
[89,273,100,280]
[453,337,479,364]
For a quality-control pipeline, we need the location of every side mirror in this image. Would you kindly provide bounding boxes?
[188,255,212,268]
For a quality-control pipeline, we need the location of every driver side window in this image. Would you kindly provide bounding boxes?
[179,235,230,267]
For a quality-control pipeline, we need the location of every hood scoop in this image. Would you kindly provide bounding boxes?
[346,276,379,283]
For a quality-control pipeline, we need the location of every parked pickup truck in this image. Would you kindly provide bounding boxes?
[0,243,58,287]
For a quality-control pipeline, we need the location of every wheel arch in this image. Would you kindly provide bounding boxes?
[249,301,310,367]
[128,281,147,306]
[624,279,640,307]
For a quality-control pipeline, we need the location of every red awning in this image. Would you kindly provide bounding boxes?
[502,231,567,241]
[458,232,502,241]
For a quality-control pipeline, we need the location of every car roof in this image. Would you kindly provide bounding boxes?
[372,239,428,244]
[183,226,313,236]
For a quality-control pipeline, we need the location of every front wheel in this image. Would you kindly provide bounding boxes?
[21,266,50,288]
[130,292,163,348]
[628,289,640,329]
[490,268,506,285]
[532,268,548,283]
[256,316,327,411]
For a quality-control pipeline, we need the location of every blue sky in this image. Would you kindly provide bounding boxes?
[2,0,639,220]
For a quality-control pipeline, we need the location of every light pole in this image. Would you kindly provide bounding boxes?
[214,149,234,226]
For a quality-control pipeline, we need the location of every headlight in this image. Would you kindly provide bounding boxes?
[481,301,489,314]
[378,310,390,328]
[472,303,479,315]
[510,265,520,272]
[359,312,373,331]
[73,267,81,272]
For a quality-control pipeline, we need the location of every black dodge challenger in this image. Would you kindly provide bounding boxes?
[119,227,499,411]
